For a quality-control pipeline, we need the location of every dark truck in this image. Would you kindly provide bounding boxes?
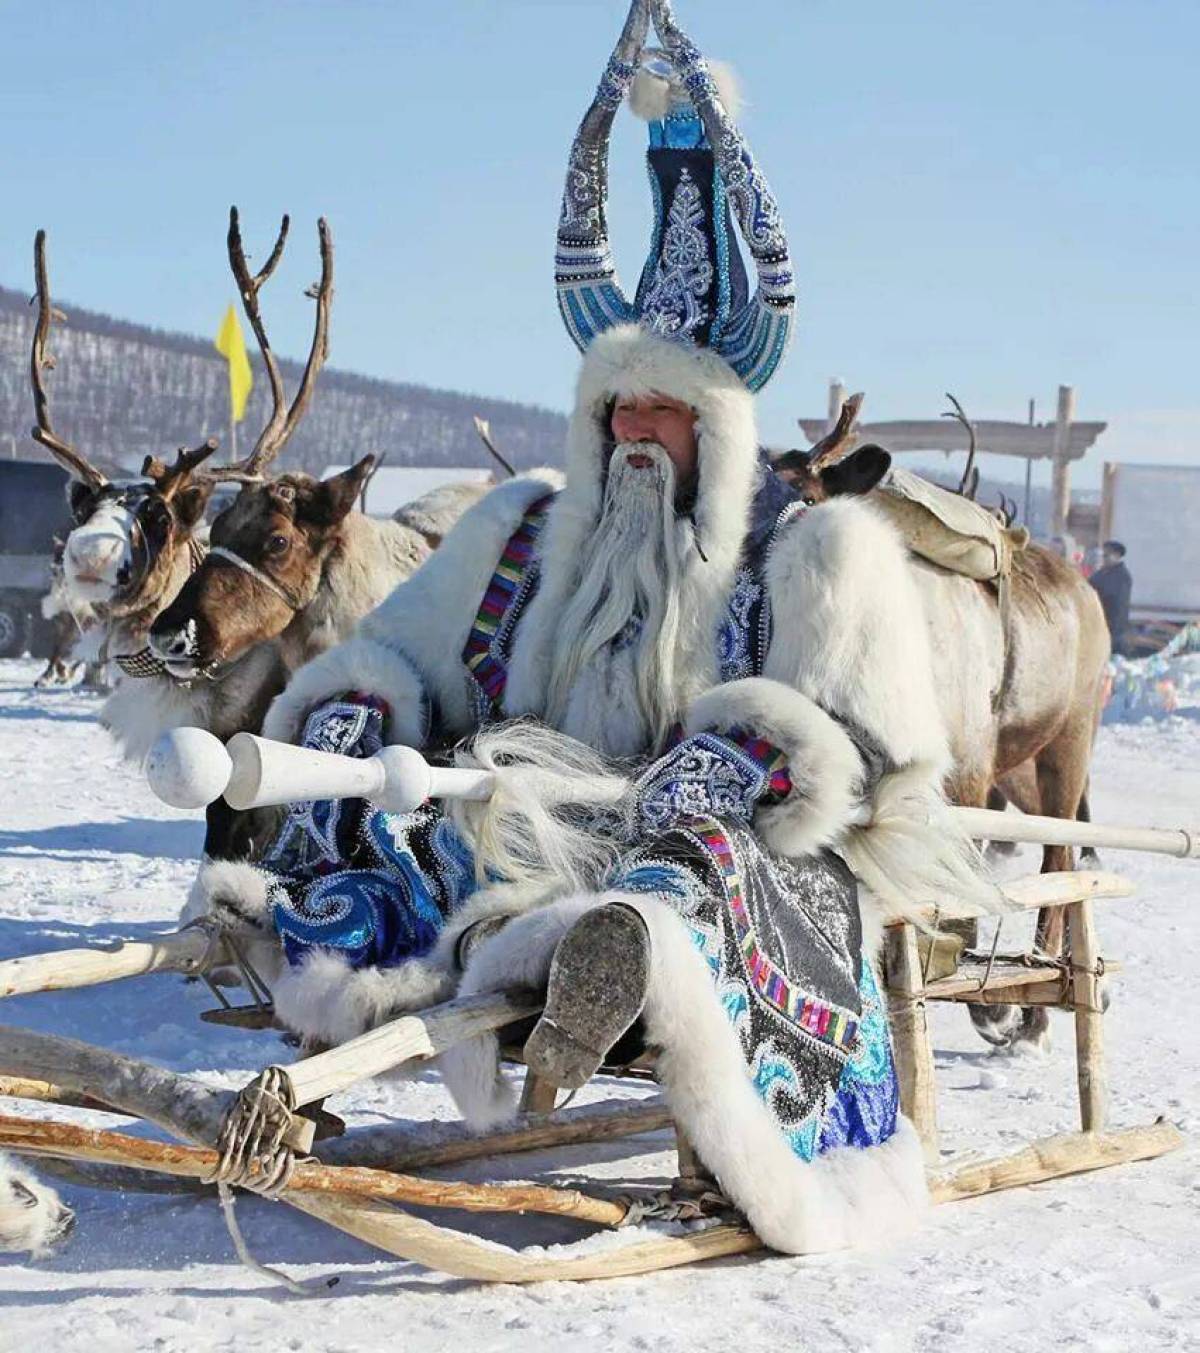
[0,459,71,658]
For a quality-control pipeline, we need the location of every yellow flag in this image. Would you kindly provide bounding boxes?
[214,303,253,422]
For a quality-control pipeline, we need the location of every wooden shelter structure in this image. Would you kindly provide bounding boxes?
[798,381,1107,536]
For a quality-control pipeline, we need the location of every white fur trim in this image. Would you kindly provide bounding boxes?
[624,895,927,1254]
[684,677,864,856]
[261,471,560,747]
[439,893,607,1129]
[182,859,274,934]
[506,327,757,720]
[262,636,426,747]
[840,764,1009,924]
[428,881,561,978]
[0,1156,73,1257]
[271,949,454,1047]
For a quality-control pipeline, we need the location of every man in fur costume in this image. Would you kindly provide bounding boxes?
[189,0,996,1254]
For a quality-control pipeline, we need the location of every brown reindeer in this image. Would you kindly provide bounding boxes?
[146,209,488,855]
[150,207,488,682]
[776,396,1110,1049]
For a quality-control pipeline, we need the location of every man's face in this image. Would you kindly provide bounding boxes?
[1103,547,1122,567]
[610,393,699,482]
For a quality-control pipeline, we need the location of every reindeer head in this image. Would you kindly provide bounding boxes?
[30,231,217,612]
[151,460,372,676]
[148,207,335,679]
[774,393,892,504]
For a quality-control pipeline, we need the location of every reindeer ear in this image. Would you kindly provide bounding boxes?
[309,456,376,528]
[173,480,214,534]
[821,445,891,497]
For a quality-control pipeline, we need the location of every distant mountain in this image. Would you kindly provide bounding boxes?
[0,286,565,478]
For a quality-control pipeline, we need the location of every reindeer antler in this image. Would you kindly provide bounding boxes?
[29,231,108,491]
[807,392,864,472]
[942,392,979,501]
[215,206,334,480]
[473,416,516,478]
[142,439,221,500]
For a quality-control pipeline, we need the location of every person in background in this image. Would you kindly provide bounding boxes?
[1090,540,1133,654]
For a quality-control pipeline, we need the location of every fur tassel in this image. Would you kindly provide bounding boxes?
[627,58,742,122]
[0,1156,73,1257]
[840,766,1011,928]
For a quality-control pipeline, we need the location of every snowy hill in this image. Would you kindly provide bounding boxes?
[0,286,565,478]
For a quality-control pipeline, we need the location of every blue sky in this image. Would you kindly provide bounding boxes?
[3,0,1197,488]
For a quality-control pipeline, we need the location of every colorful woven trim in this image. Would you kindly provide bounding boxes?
[724,726,793,805]
[689,815,859,1055]
[462,495,554,707]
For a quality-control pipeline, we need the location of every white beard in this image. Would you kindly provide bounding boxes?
[543,443,696,758]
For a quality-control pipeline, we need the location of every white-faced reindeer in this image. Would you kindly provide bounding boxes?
[28,232,219,688]
[776,397,1110,1049]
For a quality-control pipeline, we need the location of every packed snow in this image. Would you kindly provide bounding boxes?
[0,657,1197,1352]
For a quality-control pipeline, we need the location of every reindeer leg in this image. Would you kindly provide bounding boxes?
[1004,722,1095,1053]
[952,773,1026,1050]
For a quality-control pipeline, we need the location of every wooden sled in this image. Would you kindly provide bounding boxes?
[0,865,1186,1284]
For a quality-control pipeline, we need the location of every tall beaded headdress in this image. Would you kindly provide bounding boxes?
[555,0,795,392]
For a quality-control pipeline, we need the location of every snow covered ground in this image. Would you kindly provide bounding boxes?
[0,656,1197,1353]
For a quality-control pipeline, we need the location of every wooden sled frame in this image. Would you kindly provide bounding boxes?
[0,868,1186,1282]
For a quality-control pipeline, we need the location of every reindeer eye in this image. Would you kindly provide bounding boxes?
[802,495,816,506]
[266,533,290,556]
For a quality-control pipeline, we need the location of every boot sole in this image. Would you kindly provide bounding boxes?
[523,904,650,1090]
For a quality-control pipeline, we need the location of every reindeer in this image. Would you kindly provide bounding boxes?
[144,209,488,853]
[28,232,218,689]
[776,396,1110,1049]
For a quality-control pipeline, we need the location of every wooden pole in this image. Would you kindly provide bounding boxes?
[1050,383,1076,539]
[0,1114,627,1228]
[884,924,939,1162]
[951,807,1199,859]
[0,1074,122,1114]
[0,1024,313,1154]
[0,928,211,1000]
[519,1071,560,1116]
[283,990,540,1108]
[319,1099,673,1172]
[927,1121,1181,1203]
[1069,899,1107,1131]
